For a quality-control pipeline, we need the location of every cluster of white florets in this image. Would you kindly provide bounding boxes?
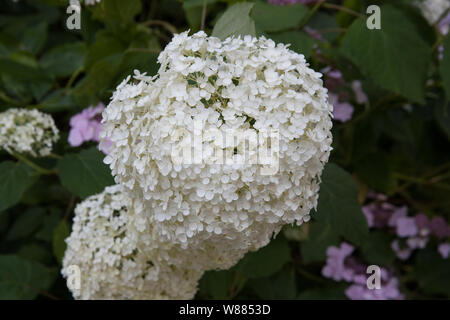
[0,108,59,157]
[416,0,450,24]
[101,31,333,248]
[65,31,332,299]
[62,185,203,300]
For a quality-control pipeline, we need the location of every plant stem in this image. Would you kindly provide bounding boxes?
[201,0,207,31]
[65,67,83,89]
[296,266,327,284]
[322,2,364,18]
[11,152,56,175]
[128,47,162,55]
[143,20,177,34]
[64,195,77,220]
[0,90,22,107]
[299,0,324,30]
[49,152,62,159]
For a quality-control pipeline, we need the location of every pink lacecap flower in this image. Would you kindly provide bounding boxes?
[323,68,368,123]
[437,13,450,60]
[321,242,356,282]
[68,103,112,154]
[351,80,368,104]
[362,197,407,229]
[395,217,418,238]
[391,239,413,260]
[438,243,450,259]
[429,216,450,239]
[345,277,404,300]
[322,242,403,300]
[329,93,354,122]
[438,12,450,36]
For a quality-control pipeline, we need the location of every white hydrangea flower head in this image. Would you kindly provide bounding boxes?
[416,0,450,24]
[62,185,203,300]
[101,31,333,246]
[0,108,59,157]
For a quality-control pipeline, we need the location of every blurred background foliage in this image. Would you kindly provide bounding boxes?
[0,0,449,299]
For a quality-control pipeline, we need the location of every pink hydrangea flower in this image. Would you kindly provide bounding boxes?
[322,68,367,122]
[345,277,404,300]
[351,80,368,104]
[329,93,354,122]
[68,103,112,154]
[322,242,403,300]
[391,239,413,260]
[438,12,450,35]
[321,242,357,282]
[437,13,450,59]
[429,216,450,239]
[396,217,418,237]
[362,197,407,229]
[438,243,450,259]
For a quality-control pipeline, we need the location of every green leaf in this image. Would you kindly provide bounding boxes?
[198,270,230,299]
[0,161,39,212]
[336,0,362,28]
[415,249,450,296]
[314,163,369,244]
[355,153,396,194]
[248,266,296,299]
[270,31,315,58]
[341,5,430,104]
[40,42,86,78]
[297,284,347,299]
[308,12,339,42]
[6,207,45,241]
[38,89,77,113]
[21,22,47,55]
[360,231,395,265]
[30,81,53,102]
[102,0,141,27]
[73,53,122,106]
[441,34,450,102]
[35,209,61,242]
[236,236,291,279]
[301,219,340,263]
[84,33,126,71]
[0,255,56,299]
[53,220,69,265]
[434,100,450,140]
[212,2,256,40]
[17,244,53,265]
[251,2,309,33]
[57,147,115,198]
[0,58,53,83]
[116,50,159,81]
[183,0,217,10]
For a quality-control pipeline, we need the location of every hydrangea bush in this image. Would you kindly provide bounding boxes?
[0,0,449,300]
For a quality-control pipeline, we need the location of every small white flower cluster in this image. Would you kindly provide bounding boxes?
[416,0,450,24]
[62,185,203,300]
[0,108,59,157]
[101,31,333,246]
